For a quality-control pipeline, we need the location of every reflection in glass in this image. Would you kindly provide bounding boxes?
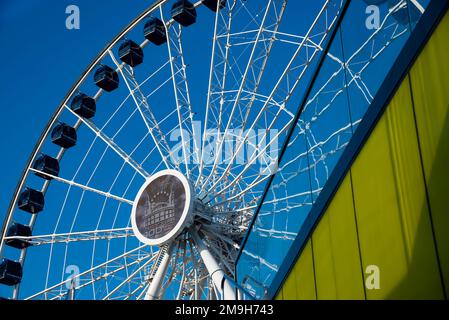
[237,0,427,299]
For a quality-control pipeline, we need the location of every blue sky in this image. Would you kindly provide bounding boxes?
[0,1,155,224]
[0,0,424,299]
[0,0,327,235]
[0,0,331,299]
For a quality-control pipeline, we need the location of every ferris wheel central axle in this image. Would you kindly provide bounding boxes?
[131,169,237,300]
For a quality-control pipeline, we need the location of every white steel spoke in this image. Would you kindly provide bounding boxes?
[64,104,149,178]
[4,228,134,247]
[103,254,157,300]
[161,7,200,179]
[108,50,176,170]
[201,0,344,199]
[26,244,151,300]
[29,168,134,205]
[198,0,275,192]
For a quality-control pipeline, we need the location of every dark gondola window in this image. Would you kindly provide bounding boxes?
[18,188,45,214]
[33,154,60,180]
[0,259,23,286]
[51,123,77,149]
[119,40,144,67]
[202,0,226,12]
[144,17,167,45]
[94,65,119,92]
[171,0,197,27]
[70,93,96,119]
[5,223,32,249]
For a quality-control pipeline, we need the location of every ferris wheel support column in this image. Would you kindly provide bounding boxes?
[144,242,174,300]
[190,230,236,300]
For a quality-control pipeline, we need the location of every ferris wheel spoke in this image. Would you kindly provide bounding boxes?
[64,104,149,178]
[52,251,153,300]
[209,119,291,201]
[198,0,288,186]
[1,0,410,301]
[198,0,277,193]
[198,0,285,188]
[40,127,155,299]
[26,244,151,300]
[108,50,178,171]
[28,168,133,205]
[4,228,134,247]
[103,253,157,300]
[198,0,237,186]
[234,0,287,134]
[201,0,344,199]
[128,282,148,300]
[200,229,240,251]
[212,177,270,208]
[160,7,200,180]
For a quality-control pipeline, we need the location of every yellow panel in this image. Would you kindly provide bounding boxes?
[409,11,449,293]
[292,240,317,300]
[281,265,298,300]
[350,78,444,299]
[279,241,316,300]
[312,175,365,300]
[275,289,283,300]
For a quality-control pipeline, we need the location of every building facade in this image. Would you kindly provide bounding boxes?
[236,0,449,300]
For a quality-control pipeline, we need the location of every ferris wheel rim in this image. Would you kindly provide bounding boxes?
[0,0,170,295]
[0,0,356,300]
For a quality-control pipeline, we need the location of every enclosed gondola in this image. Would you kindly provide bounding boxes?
[0,259,23,286]
[119,40,144,67]
[32,154,60,180]
[94,65,119,92]
[5,223,32,249]
[202,0,226,12]
[171,0,197,27]
[18,188,45,214]
[144,17,167,45]
[70,93,96,119]
[51,123,77,149]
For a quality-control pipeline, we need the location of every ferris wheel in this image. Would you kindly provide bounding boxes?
[0,0,416,300]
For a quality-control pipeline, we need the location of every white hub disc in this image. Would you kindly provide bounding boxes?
[131,170,194,246]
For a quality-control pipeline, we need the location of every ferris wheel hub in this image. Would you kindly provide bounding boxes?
[131,170,194,246]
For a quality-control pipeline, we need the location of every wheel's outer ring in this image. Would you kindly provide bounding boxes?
[0,0,167,298]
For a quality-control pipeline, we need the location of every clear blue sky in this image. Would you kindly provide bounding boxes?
[0,0,327,299]
[0,1,156,224]
[0,0,326,231]
[2,0,380,299]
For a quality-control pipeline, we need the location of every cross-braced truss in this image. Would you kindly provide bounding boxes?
[0,0,423,300]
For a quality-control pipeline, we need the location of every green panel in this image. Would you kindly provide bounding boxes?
[275,289,283,300]
[294,241,317,300]
[312,175,365,300]
[409,11,449,294]
[281,265,298,300]
[350,78,444,300]
[280,240,316,300]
